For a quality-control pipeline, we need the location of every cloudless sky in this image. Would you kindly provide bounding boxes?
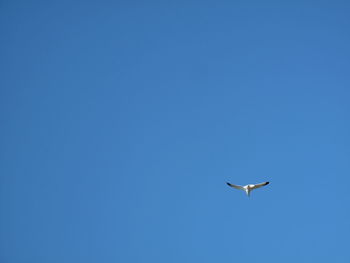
[1,1,350,262]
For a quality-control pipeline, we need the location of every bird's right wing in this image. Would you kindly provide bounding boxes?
[251,182,270,189]
[226,182,244,190]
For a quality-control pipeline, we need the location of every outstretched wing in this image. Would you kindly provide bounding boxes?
[226,182,244,190]
[251,181,269,190]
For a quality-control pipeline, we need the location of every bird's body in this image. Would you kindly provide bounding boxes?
[226,182,269,197]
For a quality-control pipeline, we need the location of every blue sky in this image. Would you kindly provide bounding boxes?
[1,1,350,262]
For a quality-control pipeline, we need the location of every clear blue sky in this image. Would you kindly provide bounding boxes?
[1,1,350,262]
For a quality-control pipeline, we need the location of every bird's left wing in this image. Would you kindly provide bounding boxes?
[226,182,244,190]
[251,182,269,189]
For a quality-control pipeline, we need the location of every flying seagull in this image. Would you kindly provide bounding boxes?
[226,182,270,197]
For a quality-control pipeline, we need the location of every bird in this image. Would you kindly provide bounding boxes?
[226,181,270,197]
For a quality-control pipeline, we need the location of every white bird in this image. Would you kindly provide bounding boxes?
[226,181,270,197]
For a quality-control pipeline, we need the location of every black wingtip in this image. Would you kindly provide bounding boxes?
[226,182,231,186]
[266,181,270,185]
